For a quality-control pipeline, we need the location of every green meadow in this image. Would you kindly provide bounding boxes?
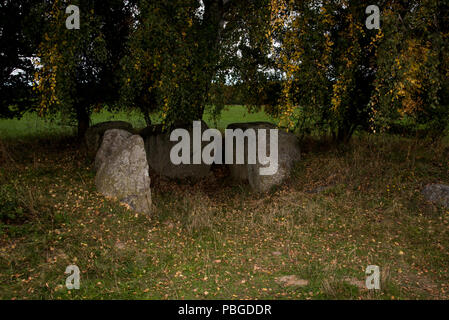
[0,106,274,140]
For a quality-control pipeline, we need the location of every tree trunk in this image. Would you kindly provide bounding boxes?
[194,0,225,122]
[144,112,152,127]
[76,106,90,140]
[336,124,355,144]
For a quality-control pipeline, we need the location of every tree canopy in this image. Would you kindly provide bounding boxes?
[3,0,447,140]
[269,0,449,140]
[34,0,135,137]
[120,0,272,130]
[372,0,449,137]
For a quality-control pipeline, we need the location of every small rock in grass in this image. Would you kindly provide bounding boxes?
[422,184,449,208]
[275,275,309,287]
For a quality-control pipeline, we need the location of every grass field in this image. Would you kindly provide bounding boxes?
[0,105,274,140]
[1,107,449,300]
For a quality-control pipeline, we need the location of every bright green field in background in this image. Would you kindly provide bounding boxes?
[0,106,274,140]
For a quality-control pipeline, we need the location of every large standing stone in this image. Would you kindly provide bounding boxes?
[422,184,449,208]
[85,121,133,156]
[226,122,301,193]
[95,134,151,214]
[95,129,133,170]
[141,121,211,179]
[227,122,277,183]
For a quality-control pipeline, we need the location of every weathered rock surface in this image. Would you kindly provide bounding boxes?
[226,122,301,193]
[95,129,132,170]
[95,134,151,214]
[248,129,301,193]
[85,121,133,156]
[227,122,277,183]
[141,121,211,179]
[275,275,309,287]
[422,184,449,208]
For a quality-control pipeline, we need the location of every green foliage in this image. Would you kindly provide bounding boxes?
[271,0,449,141]
[32,0,274,132]
[22,0,449,139]
[372,0,449,138]
[35,0,134,136]
[118,1,164,126]
[271,0,379,141]
[120,0,272,130]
